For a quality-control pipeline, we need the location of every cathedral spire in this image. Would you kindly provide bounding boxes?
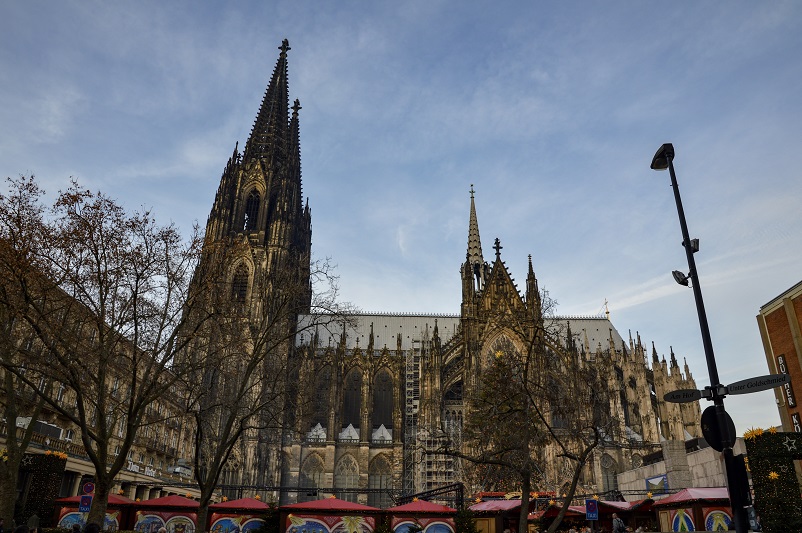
[244,39,291,163]
[467,184,485,260]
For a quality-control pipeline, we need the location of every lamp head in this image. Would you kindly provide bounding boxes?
[651,143,675,170]
[672,270,690,287]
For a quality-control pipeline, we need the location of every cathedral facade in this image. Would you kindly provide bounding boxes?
[194,41,703,506]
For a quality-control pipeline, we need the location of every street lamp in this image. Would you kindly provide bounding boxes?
[650,143,749,533]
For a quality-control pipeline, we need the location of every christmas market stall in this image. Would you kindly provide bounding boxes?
[387,499,457,533]
[280,497,383,533]
[651,487,732,532]
[209,497,272,533]
[133,494,200,533]
[527,503,584,531]
[469,498,537,533]
[55,493,135,531]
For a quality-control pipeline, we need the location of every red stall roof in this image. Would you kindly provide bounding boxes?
[652,487,729,507]
[211,498,271,511]
[282,497,380,512]
[56,494,135,506]
[135,495,200,508]
[470,500,524,512]
[388,500,456,514]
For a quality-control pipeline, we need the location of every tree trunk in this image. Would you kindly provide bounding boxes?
[517,472,531,533]
[86,473,111,527]
[196,485,215,533]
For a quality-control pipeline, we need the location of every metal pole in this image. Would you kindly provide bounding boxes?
[665,154,749,533]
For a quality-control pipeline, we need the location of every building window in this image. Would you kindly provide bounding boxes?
[313,365,332,427]
[299,454,325,502]
[601,453,619,493]
[342,370,362,430]
[372,370,393,430]
[368,455,392,508]
[243,190,260,231]
[335,455,359,503]
[231,263,249,302]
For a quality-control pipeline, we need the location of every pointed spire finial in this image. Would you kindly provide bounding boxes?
[280,39,291,54]
[292,99,302,115]
[493,238,503,259]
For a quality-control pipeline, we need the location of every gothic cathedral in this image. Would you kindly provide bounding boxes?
[193,41,702,506]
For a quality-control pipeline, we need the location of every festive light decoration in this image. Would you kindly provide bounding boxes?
[593,495,599,500]
[20,452,67,527]
[744,430,802,531]
[646,492,652,499]
[412,497,419,501]
[118,489,124,495]
[255,495,261,500]
[222,496,228,502]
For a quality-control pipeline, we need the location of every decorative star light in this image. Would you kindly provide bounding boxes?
[769,471,780,480]
[784,436,798,451]
[646,492,653,499]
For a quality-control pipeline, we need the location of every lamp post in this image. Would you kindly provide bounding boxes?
[650,143,749,533]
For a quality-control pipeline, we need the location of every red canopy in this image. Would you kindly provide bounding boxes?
[388,500,456,514]
[211,498,270,511]
[528,505,584,519]
[282,497,380,512]
[652,487,729,507]
[56,494,135,506]
[135,495,200,508]
[470,500,523,512]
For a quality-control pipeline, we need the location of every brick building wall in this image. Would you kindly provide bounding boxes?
[757,280,802,433]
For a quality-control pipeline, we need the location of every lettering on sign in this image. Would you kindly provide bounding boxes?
[663,389,701,403]
[792,412,802,433]
[777,355,797,408]
[726,374,790,395]
[144,466,156,477]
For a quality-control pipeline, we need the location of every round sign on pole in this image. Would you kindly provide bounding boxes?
[701,406,736,452]
[83,482,95,495]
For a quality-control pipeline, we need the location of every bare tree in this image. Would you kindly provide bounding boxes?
[432,291,624,533]
[0,176,208,525]
[179,240,354,531]
[0,176,51,526]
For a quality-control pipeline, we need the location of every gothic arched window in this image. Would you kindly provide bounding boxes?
[372,369,393,430]
[313,365,332,427]
[299,453,325,502]
[243,190,260,231]
[335,454,359,502]
[342,370,362,431]
[231,263,249,302]
[601,453,619,493]
[368,455,392,508]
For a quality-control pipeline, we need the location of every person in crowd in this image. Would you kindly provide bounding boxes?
[84,522,101,533]
[611,513,627,533]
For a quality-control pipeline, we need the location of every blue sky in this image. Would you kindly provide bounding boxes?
[2,1,802,434]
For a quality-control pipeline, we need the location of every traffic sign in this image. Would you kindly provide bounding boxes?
[726,374,790,396]
[82,482,95,494]
[585,499,598,521]
[701,406,736,452]
[664,388,702,403]
[79,495,93,513]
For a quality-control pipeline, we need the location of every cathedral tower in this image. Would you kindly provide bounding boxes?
[192,39,312,489]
